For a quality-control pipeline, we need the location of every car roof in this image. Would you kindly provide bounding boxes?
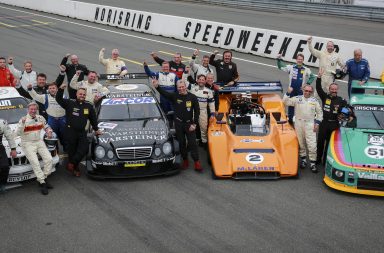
[106,84,155,98]
[0,87,23,99]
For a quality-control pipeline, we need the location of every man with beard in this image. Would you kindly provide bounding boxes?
[7,57,37,90]
[316,69,347,165]
[0,57,15,87]
[209,50,239,86]
[60,53,89,99]
[56,83,102,177]
[151,51,185,79]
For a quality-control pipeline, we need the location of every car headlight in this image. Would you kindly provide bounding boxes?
[154,147,161,157]
[107,150,114,159]
[95,146,105,159]
[335,170,344,178]
[162,142,172,155]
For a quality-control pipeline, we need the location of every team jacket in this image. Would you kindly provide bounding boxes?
[209,54,239,85]
[0,119,16,149]
[16,114,49,142]
[8,64,37,90]
[56,88,98,131]
[283,94,323,124]
[144,65,178,93]
[99,50,128,75]
[277,60,315,90]
[345,58,370,86]
[60,56,89,83]
[153,56,186,79]
[189,85,215,114]
[316,77,347,122]
[308,42,344,76]
[0,67,15,87]
[70,75,110,104]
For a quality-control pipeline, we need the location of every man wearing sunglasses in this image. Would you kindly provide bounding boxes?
[283,85,323,173]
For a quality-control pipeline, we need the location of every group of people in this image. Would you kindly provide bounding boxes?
[280,36,373,173]
[0,39,379,194]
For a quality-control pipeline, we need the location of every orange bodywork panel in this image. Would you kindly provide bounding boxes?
[208,93,299,179]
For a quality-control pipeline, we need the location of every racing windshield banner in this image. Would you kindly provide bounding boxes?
[2,0,383,79]
[101,97,156,105]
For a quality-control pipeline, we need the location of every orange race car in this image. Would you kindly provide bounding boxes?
[208,82,299,179]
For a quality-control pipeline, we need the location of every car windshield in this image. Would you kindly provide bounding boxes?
[98,96,161,121]
[353,105,384,130]
[0,97,28,124]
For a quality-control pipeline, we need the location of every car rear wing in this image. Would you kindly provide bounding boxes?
[218,81,283,93]
[99,73,149,80]
[351,80,384,93]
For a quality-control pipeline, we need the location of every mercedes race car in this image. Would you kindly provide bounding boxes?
[86,74,180,179]
[0,87,59,183]
[324,81,384,196]
[208,82,299,179]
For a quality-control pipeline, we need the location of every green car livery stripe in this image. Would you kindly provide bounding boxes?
[331,130,382,170]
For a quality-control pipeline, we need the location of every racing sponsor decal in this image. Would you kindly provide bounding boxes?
[240,139,264,143]
[354,105,384,112]
[115,84,138,90]
[0,99,24,110]
[98,122,118,130]
[0,100,11,106]
[94,7,151,31]
[101,97,155,105]
[245,153,264,165]
[99,128,167,143]
[364,146,384,159]
[211,131,223,136]
[237,166,275,171]
[368,134,384,146]
[358,172,384,181]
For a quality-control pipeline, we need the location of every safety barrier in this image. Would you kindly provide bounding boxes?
[0,0,383,79]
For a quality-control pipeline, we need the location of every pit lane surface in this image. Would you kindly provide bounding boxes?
[0,4,383,253]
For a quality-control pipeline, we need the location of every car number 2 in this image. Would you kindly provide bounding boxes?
[365,146,384,159]
[246,153,264,165]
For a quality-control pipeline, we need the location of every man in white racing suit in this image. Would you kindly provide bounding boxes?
[7,57,37,90]
[70,70,110,105]
[307,36,344,96]
[99,48,128,84]
[16,102,54,195]
[283,85,323,173]
[190,49,214,79]
[189,74,215,146]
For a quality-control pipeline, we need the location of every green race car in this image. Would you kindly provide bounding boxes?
[324,80,384,196]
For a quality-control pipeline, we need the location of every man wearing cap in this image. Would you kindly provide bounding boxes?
[0,120,17,193]
[16,102,54,195]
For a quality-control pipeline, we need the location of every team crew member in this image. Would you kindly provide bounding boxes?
[283,85,323,173]
[307,36,344,94]
[205,73,220,113]
[17,73,51,120]
[277,53,315,124]
[0,120,17,193]
[190,49,214,79]
[316,69,347,165]
[27,67,67,151]
[7,57,37,90]
[152,79,203,172]
[70,70,109,105]
[16,102,54,195]
[60,53,89,99]
[151,51,186,79]
[99,48,128,84]
[344,49,370,97]
[209,50,239,86]
[56,83,102,177]
[144,61,178,118]
[189,75,215,146]
[0,57,15,87]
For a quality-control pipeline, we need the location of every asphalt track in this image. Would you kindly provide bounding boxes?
[0,3,383,253]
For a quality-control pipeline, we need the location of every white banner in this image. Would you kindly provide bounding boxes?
[1,0,383,79]
[297,0,384,7]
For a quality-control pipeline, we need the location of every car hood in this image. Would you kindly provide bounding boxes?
[97,119,168,148]
[334,128,384,169]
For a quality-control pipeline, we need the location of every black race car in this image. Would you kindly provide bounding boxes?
[86,74,179,179]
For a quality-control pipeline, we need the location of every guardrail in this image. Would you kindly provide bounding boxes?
[178,0,384,22]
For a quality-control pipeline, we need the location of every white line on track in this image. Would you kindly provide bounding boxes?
[0,4,348,83]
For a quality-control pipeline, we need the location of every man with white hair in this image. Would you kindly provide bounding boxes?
[344,49,370,97]
[99,48,128,84]
[307,36,344,94]
[60,53,89,99]
[7,57,37,90]
[17,102,54,195]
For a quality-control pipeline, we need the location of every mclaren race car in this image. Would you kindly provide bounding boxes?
[86,74,179,179]
[0,87,59,183]
[208,82,299,179]
[324,81,384,196]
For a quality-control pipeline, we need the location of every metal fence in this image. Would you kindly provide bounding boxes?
[177,0,384,22]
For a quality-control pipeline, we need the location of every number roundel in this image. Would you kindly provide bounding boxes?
[364,146,384,159]
[246,153,264,165]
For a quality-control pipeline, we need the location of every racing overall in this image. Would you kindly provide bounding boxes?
[190,85,215,144]
[0,120,16,187]
[283,94,323,163]
[190,56,214,79]
[70,75,110,105]
[277,60,315,122]
[316,77,347,165]
[8,64,37,90]
[16,114,53,184]
[98,49,128,84]
[308,42,344,96]
[153,56,186,79]
[345,58,370,97]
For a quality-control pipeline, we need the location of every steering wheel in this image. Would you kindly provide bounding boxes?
[248,102,266,115]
